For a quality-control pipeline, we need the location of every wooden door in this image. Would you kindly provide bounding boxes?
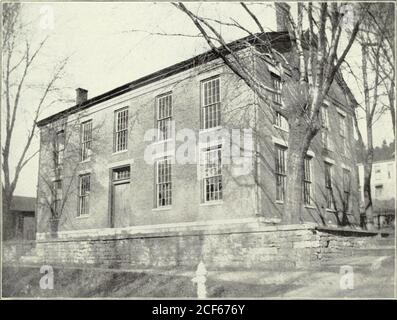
[111,166,131,228]
[112,182,131,227]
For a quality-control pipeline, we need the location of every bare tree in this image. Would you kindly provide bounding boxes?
[171,2,369,223]
[1,3,69,217]
[367,4,395,136]
[37,114,103,236]
[339,2,395,229]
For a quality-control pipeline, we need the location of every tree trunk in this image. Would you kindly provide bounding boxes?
[49,217,60,238]
[284,149,305,224]
[364,117,375,230]
[389,82,395,136]
[363,165,374,230]
[284,123,313,224]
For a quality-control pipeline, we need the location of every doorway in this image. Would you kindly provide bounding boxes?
[111,166,131,228]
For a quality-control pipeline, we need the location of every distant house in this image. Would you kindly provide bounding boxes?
[358,156,396,229]
[3,196,36,240]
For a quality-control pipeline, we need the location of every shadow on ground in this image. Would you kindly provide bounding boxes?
[2,255,395,298]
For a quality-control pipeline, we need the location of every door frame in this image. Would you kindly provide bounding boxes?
[110,165,131,228]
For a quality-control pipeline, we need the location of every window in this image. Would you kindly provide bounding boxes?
[114,108,128,152]
[343,169,351,211]
[275,145,287,202]
[303,157,312,205]
[339,114,347,155]
[53,180,62,216]
[157,94,172,141]
[374,166,381,180]
[202,145,223,202]
[201,77,221,129]
[113,166,130,182]
[55,130,65,167]
[325,162,334,210]
[271,74,282,104]
[275,112,289,131]
[375,185,383,197]
[156,157,172,207]
[321,106,332,151]
[78,174,90,216]
[81,120,92,161]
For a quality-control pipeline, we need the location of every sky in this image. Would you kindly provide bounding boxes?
[4,2,395,197]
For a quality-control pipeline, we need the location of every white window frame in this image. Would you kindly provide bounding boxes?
[201,144,223,202]
[303,156,312,206]
[339,113,347,155]
[275,145,287,202]
[275,112,289,131]
[78,174,90,216]
[156,157,172,207]
[201,76,221,130]
[321,106,332,151]
[114,107,128,153]
[325,162,334,210]
[271,73,282,105]
[157,93,172,141]
[81,120,92,161]
[342,168,351,212]
[55,130,65,168]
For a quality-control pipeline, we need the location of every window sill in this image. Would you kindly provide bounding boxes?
[275,200,284,205]
[112,150,128,155]
[152,206,172,212]
[200,201,223,207]
[153,138,173,145]
[80,159,91,164]
[199,126,222,134]
[304,205,316,209]
[325,208,337,213]
[75,214,90,219]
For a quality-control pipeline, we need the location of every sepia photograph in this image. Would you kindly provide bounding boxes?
[0,1,396,301]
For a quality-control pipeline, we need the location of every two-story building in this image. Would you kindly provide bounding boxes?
[33,14,362,268]
[36,35,359,233]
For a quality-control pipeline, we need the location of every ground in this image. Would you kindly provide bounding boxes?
[2,254,395,298]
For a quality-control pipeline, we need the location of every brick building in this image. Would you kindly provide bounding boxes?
[36,31,359,236]
[32,24,363,268]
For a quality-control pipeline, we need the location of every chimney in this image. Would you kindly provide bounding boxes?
[76,88,88,105]
[275,2,291,32]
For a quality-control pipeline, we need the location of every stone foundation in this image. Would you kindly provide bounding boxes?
[26,220,387,270]
[3,241,36,263]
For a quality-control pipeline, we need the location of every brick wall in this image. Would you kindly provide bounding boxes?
[37,56,259,234]
[253,51,360,226]
[36,47,360,235]
[3,240,35,263]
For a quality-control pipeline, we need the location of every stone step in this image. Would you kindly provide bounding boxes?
[371,238,395,246]
[351,246,395,257]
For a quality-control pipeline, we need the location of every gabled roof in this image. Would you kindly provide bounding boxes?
[36,31,290,127]
[10,196,36,213]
